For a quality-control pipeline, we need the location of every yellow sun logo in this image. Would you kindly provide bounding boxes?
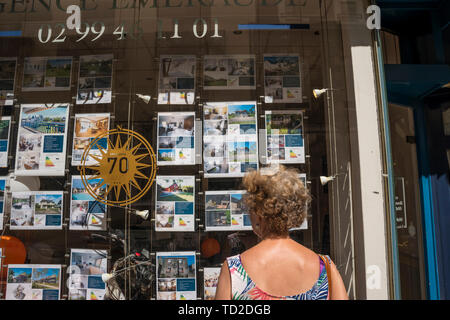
[78,126,157,207]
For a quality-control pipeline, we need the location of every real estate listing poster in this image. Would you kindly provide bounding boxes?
[203,267,220,300]
[158,55,196,105]
[15,104,69,176]
[72,113,110,166]
[22,57,72,91]
[156,251,196,300]
[265,110,305,164]
[10,191,63,230]
[0,116,11,167]
[70,175,107,231]
[205,190,252,231]
[0,178,6,230]
[68,249,107,300]
[0,57,17,106]
[77,54,113,105]
[203,101,258,178]
[157,112,195,166]
[155,176,195,232]
[203,55,256,90]
[6,264,61,300]
[264,55,302,103]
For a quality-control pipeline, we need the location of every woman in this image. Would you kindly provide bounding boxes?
[215,166,348,300]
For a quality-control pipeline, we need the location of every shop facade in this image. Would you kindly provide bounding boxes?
[0,0,446,300]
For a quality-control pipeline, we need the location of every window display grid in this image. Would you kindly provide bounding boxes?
[0,53,312,300]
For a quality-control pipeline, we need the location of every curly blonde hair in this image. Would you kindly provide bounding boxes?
[242,165,311,238]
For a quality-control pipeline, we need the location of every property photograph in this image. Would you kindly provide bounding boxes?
[71,250,107,275]
[16,152,40,171]
[79,55,113,78]
[158,114,195,137]
[158,278,177,292]
[264,56,300,76]
[227,104,256,125]
[75,115,109,138]
[228,141,257,162]
[156,214,174,228]
[34,194,62,215]
[156,178,194,202]
[204,159,228,174]
[31,268,60,290]
[204,120,227,136]
[160,56,195,78]
[158,255,195,278]
[11,195,34,226]
[21,106,67,134]
[205,194,230,210]
[228,57,255,76]
[45,58,72,78]
[8,268,32,283]
[266,112,303,135]
[206,210,231,227]
[230,193,245,213]
[204,105,228,120]
[0,119,11,140]
[156,202,175,215]
[18,134,41,152]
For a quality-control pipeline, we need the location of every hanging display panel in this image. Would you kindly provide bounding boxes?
[0,116,11,167]
[76,54,113,105]
[158,55,196,105]
[15,104,69,176]
[263,54,302,103]
[71,113,110,166]
[22,57,72,91]
[204,190,252,231]
[0,57,17,106]
[156,251,197,300]
[203,267,220,300]
[157,112,195,166]
[70,175,107,231]
[203,101,258,177]
[203,55,256,90]
[0,178,5,230]
[6,264,61,300]
[155,176,195,232]
[10,191,63,230]
[68,249,108,300]
[265,110,305,164]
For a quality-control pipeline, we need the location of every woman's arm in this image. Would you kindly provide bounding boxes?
[329,260,349,300]
[214,261,232,300]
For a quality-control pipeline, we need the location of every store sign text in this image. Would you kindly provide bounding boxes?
[0,0,306,13]
[37,18,223,43]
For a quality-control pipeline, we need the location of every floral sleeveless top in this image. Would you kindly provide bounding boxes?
[226,254,330,300]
